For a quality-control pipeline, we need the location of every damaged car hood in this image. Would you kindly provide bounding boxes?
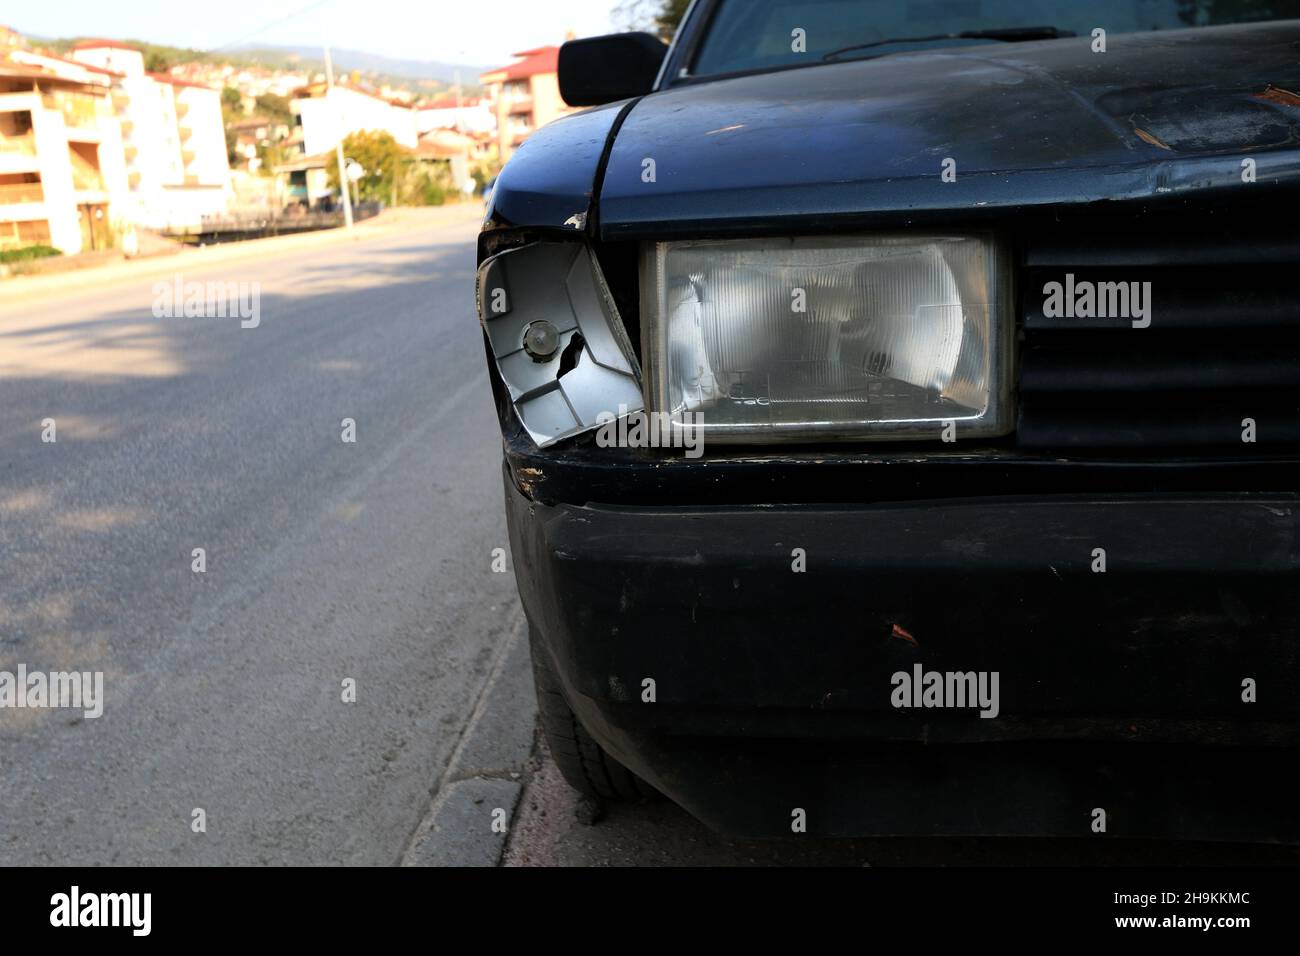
[598,20,1300,237]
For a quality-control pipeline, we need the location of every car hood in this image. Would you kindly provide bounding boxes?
[598,20,1300,238]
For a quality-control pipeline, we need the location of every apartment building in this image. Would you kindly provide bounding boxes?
[415,96,495,136]
[290,81,419,156]
[0,25,25,52]
[66,40,231,230]
[479,46,573,161]
[0,59,127,253]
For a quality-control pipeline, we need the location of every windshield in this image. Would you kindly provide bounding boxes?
[689,0,1300,77]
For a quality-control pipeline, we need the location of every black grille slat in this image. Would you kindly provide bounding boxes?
[1017,231,1300,451]
[1023,266,1300,330]
[1021,338,1300,393]
[1020,398,1300,450]
[1025,235,1300,268]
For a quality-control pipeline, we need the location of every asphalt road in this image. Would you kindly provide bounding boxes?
[0,210,523,865]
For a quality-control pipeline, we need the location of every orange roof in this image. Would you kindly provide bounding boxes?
[412,140,462,159]
[72,38,141,52]
[0,61,101,89]
[147,71,215,91]
[420,95,483,110]
[21,49,123,78]
[481,46,559,83]
[291,79,412,108]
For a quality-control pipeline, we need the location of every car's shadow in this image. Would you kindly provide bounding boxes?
[505,739,1300,866]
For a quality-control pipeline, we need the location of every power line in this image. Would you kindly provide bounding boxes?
[207,0,337,54]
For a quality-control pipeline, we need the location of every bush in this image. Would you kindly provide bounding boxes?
[0,244,62,264]
[421,181,447,206]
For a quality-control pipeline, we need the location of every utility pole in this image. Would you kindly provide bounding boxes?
[454,66,463,133]
[324,44,353,230]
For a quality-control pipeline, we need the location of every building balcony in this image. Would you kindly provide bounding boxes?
[0,134,38,175]
[175,102,189,120]
[181,148,196,166]
[124,145,138,163]
[0,132,36,157]
[71,171,106,192]
[0,181,44,204]
[120,120,134,138]
[43,91,101,129]
[112,90,130,110]
[506,96,533,114]
[128,170,142,189]
[179,125,193,142]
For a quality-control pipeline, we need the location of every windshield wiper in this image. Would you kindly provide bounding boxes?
[822,26,1075,62]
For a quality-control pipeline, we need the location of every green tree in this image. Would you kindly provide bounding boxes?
[327,130,405,204]
[400,164,449,206]
[657,0,691,34]
[254,93,294,127]
[225,126,240,166]
[613,0,690,38]
[221,86,243,111]
[144,49,173,73]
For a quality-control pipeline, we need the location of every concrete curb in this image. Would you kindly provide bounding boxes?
[401,614,539,867]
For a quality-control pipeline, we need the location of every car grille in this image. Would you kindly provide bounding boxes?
[1016,228,1300,451]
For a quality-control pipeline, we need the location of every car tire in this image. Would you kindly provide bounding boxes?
[529,628,658,801]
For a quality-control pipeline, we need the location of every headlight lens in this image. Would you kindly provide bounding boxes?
[641,235,1012,442]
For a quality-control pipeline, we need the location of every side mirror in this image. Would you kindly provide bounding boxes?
[558,33,667,107]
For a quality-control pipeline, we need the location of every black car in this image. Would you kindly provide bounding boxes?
[476,0,1300,842]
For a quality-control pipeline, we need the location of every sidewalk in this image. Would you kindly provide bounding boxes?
[0,204,484,308]
[401,614,539,867]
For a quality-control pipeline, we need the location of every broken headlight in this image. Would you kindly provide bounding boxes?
[478,242,643,448]
[640,235,1012,442]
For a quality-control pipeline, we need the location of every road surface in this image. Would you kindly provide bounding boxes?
[0,210,522,865]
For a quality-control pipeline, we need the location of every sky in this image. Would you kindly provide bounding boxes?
[9,0,628,68]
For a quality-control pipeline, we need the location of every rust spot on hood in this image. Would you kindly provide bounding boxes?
[891,623,918,647]
[1133,127,1173,150]
[1254,84,1300,109]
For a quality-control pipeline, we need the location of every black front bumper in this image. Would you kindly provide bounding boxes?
[506,469,1300,841]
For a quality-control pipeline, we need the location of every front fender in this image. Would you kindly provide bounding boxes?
[482,99,632,242]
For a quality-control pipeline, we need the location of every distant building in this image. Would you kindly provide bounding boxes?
[479,46,573,161]
[0,58,128,253]
[229,115,291,144]
[289,81,418,156]
[0,25,26,51]
[412,127,485,194]
[66,40,232,230]
[228,115,291,173]
[274,150,332,208]
[415,96,495,136]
